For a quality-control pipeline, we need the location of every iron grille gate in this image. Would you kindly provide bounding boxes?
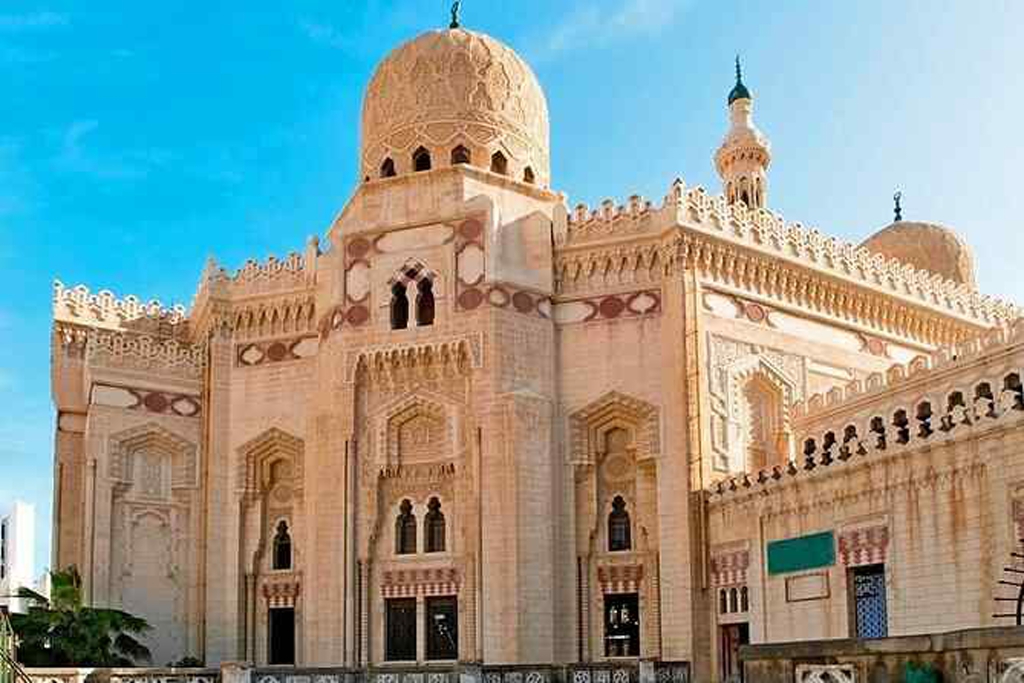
[853,566,888,639]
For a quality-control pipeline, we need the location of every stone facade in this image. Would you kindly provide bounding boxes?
[49,22,1023,683]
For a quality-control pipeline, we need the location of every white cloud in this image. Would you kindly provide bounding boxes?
[55,119,154,181]
[0,12,68,31]
[531,0,696,62]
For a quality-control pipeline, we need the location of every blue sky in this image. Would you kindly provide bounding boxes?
[1,0,1022,576]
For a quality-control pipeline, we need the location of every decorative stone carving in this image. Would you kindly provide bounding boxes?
[361,28,549,184]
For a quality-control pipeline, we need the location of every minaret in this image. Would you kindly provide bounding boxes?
[715,57,772,209]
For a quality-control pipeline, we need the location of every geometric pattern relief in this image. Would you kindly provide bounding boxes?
[838,525,889,567]
[597,564,643,594]
[710,548,750,586]
[381,567,459,598]
[795,665,855,683]
[92,382,202,418]
[552,290,661,325]
[236,334,319,367]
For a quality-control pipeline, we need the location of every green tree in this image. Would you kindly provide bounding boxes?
[10,567,152,667]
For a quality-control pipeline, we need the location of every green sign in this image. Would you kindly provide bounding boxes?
[767,531,835,575]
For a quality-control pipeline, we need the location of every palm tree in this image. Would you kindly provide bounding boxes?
[10,567,152,667]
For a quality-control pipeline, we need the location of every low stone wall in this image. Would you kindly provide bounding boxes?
[22,669,220,683]
[739,627,1024,682]
[21,660,689,683]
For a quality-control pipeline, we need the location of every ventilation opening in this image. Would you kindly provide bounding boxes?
[451,145,471,165]
[523,166,535,184]
[490,151,508,176]
[381,158,396,178]
[413,147,432,172]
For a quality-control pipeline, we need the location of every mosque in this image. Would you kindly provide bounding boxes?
[48,10,1024,683]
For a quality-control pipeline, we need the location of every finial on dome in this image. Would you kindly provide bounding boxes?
[893,191,903,222]
[449,1,461,28]
[728,54,752,105]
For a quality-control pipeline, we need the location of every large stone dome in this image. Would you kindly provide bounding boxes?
[360,27,550,186]
[860,221,977,288]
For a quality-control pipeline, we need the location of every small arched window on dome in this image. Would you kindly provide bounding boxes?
[424,497,445,553]
[381,158,396,178]
[272,520,292,570]
[451,145,471,166]
[391,283,410,330]
[413,147,432,172]
[490,151,508,176]
[523,166,536,184]
[395,500,417,555]
[608,495,632,552]
[416,278,435,327]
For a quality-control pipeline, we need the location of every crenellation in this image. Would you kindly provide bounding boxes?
[54,280,189,334]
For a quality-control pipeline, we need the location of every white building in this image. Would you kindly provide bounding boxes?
[1,501,36,614]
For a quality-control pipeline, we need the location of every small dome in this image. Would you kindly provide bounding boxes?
[360,28,550,185]
[728,81,751,105]
[860,221,977,288]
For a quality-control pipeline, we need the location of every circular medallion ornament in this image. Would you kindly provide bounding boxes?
[599,296,626,319]
[266,342,289,362]
[512,291,535,314]
[458,287,484,310]
[744,303,766,323]
[347,238,371,259]
[459,219,483,242]
[347,305,370,326]
[866,338,886,356]
[143,392,169,413]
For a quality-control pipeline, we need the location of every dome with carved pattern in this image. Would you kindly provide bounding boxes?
[860,221,977,289]
[360,27,550,186]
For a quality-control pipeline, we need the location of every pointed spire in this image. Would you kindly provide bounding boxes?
[728,54,752,105]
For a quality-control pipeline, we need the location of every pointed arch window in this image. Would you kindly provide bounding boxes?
[416,278,435,327]
[451,145,471,165]
[272,520,292,570]
[395,499,417,555]
[413,146,432,172]
[391,283,409,330]
[424,497,446,553]
[523,166,536,184]
[608,495,632,552]
[381,158,396,178]
[490,151,508,176]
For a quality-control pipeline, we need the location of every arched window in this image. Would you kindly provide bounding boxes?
[523,166,535,184]
[413,147,432,172]
[272,520,292,570]
[740,586,749,612]
[416,278,435,327]
[490,151,508,176]
[381,158,396,178]
[1006,373,1024,410]
[391,283,409,330]
[451,145,471,165]
[395,500,417,555]
[719,589,728,614]
[729,587,738,613]
[608,495,631,552]
[424,497,446,553]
